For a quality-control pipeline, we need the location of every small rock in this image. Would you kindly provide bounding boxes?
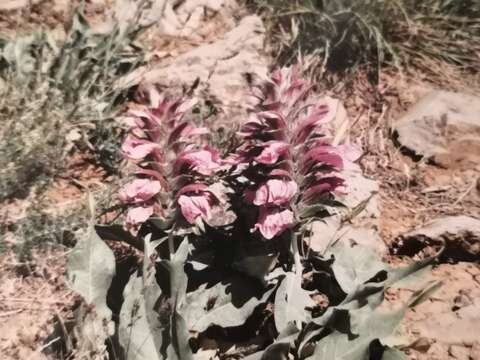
[393,216,480,262]
[449,345,471,360]
[409,337,431,353]
[471,343,480,360]
[136,15,267,126]
[393,91,480,168]
[0,0,30,11]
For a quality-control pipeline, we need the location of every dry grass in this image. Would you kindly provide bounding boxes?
[0,7,144,203]
[0,247,76,359]
[248,0,480,80]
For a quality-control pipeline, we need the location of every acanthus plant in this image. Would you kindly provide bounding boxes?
[118,88,235,238]
[231,67,361,242]
[67,67,438,360]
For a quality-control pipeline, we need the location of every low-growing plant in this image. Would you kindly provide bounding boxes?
[0,3,146,201]
[67,67,439,359]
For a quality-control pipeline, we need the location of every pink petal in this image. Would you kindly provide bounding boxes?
[253,179,298,206]
[253,207,294,239]
[259,111,287,130]
[175,98,198,116]
[174,147,221,176]
[178,193,212,224]
[176,183,209,197]
[125,206,154,234]
[142,86,162,108]
[119,179,161,204]
[301,146,344,173]
[134,168,165,182]
[303,177,345,202]
[269,169,293,179]
[254,141,289,164]
[293,105,331,144]
[122,134,161,161]
[168,122,209,145]
[126,109,164,141]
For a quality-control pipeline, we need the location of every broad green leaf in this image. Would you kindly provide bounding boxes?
[167,309,194,360]
[243,324,299,360]
[95,224,143,250]
[162,238,190,304]
[66,223,115,319]
[119,273,164,360]
[309,279,440,360]
[327,240,385,294]
[183,273,275,333]
[67,220,116,357]
[233,254,278,283]
[274,272,315,333]
[118,235,164,360]
[309,306,406,360]
[158,238,194,359]
[387,253,439,288]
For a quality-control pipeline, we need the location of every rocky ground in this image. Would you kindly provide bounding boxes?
[0,1,479,359]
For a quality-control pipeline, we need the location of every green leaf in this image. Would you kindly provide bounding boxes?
[66,223,115,319]
[407,280,442,308]
[183,273,275,333]
[309,277,440,360]
[243,324,299,360]
[386,253,439,288]
[119,274,163,359]
[233,254,278,283]
[95,224,143,250]
[167,309,193,360]
[162,238,190,304]
[158,238,194,359]
[274,272,315,333]
[118,235,164,360]
[148,217,174,231]
[66,219,116,357]
[327,240,385,294]
[309,306,406,360]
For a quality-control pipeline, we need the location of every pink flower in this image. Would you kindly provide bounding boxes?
[119,179,161,204]
[121,134,161,161]
[300,146,344,174]
[253,207,294,239]
[252,179,298,206]
[168,122,209,146]
[261,67,312,116]
[125,206,154,234]
[303,176,345,203]
[238,112,286,140]
[254,141,289,164]
[293,105,332,145]
[178,192,213,224]
[174,147,221,176]
[126,109,163,142]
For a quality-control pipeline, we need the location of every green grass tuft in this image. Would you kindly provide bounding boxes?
[248,0,480,78]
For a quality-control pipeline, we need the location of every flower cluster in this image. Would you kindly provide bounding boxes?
[119,69,358,238]
[119,88,232,234]
[233,67,359,239]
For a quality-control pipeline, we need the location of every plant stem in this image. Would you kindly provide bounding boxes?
[292,231,303,280]
[168,223,177,259]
